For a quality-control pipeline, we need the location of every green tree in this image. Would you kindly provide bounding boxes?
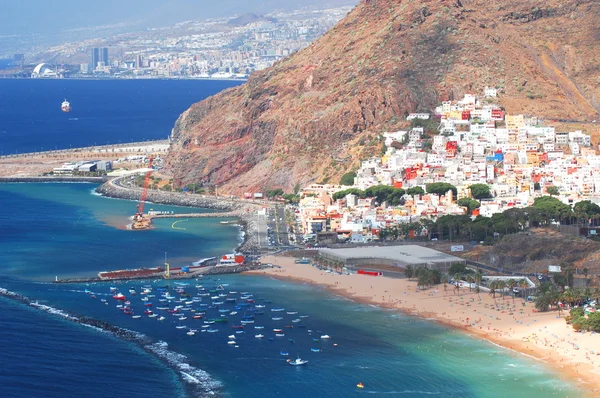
[266,188,284,198]
[407,186,425,196]
[457,198,481,214]
[506,279,517,304]
[404,265,414,280]
[469,184,493,200]
[574,200,600,220]
[332,188,365,201]
[339,171,357,186]
[426,182,457,197]
[546,185,560,196]
[282,194,300,204]
[449,262,467,276]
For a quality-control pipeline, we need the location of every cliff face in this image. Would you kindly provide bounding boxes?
[166,0,600,194]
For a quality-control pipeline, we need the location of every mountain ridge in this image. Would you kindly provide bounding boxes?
[166,0,600,194]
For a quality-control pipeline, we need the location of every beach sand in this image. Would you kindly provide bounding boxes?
[251,255,600,397]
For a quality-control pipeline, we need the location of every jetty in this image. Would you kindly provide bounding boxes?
[149,212,237,219]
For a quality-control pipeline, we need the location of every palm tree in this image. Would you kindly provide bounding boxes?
[518,279,529,302]
[496,280,507,300]
[506,279,517,304]
[466,274,475,292]
[474,270,483,298]
[453,272,462,296]
[489,280,497,301]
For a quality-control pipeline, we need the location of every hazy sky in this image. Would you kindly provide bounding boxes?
[0,0,357,36]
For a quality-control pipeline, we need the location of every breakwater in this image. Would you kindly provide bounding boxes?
[96,178,266,252]
[0,287,223,398]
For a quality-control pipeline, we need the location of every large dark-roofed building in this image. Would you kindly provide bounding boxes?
[318,245,465,274]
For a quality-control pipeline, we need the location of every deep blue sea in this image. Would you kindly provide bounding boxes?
[0,81,586,397]
[0,79,242,154]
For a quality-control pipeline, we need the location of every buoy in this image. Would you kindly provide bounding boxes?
[357,382,364,389]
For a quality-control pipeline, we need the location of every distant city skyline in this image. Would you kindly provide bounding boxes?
[0,0,357,57]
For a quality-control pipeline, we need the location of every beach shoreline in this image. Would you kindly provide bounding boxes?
[250,255,600,397]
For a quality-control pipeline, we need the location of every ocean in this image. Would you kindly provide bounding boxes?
[0,79,242,155]
[0,81,585,397]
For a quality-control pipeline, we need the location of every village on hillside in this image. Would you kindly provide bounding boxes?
[292,89,599,244]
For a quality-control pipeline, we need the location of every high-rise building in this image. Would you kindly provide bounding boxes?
[91,47,109,69]
[135,54,143,69]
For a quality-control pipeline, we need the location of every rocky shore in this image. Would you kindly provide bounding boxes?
[96,178,267,252]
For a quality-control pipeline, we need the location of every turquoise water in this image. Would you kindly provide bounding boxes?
[0,183,585,397]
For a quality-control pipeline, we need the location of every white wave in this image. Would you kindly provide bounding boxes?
[146,341,222,395]
[29,302,79,321]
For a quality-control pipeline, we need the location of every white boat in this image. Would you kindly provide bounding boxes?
[275,333,285,337]
[187,331,195,336]
[207,329,219,333]
[292,319,301,323]
[320,335,330,339]
[255,304,265,308]
[176,325,187,329]
[228,335,236,339]
[132,315,141,319]
[286,311,298,315]
[158,316,166,321]
[287,357,308,366]
[61,99,71,113]
[148,314,158,318]
[230,311,238,315]
[255,334,264,338]
[227,341,236,345]
[254,326,265,329]
[179,317,188,320]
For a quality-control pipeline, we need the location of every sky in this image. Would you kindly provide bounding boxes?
[0,0,357,36]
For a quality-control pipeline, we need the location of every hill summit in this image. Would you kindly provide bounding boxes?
[166,0,600,194]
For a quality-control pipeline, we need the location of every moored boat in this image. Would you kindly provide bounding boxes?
[287,357,308,366]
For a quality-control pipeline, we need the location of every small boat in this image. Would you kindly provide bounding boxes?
[61,99,71,113]
[187,331,196,336]
[144,302,153,307]
[129,289,136,294]
[144,309,153,315]
[311,348,321,352]
[227,341,236,345]
[113,293,126,301]
[299,315,309,318]
[132,315,141,319]
[228,335,236,339]
[280,350,289,356]
[176,325,187,329]
[193,315,203,319]
[109,287,117,292]
[230,311,238,315]
[141,297,149,302]
[321,335,330,339]
[275,333,285,337]
[254,326,265,330]
[272,316,283,321]
[158,316,166,321]
[255,334,264,338]
[292,319,301,323]
[148,314,158,318]
[204,320,215,324]
[287,357,308,366]
[255,304,265,308]
[271,308,285,312]
[235,330,244,334]
[179,317,188,320]
[357,382,364,389]
[240,320,254,324]
[286,311,298,315]
[207,329,219,333]
[100,299,107,303]
[273,329,283,333]
[84,289,92,294]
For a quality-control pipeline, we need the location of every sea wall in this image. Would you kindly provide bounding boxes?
[96,179,240,211]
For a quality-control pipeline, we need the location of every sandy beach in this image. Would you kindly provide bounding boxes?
[251,255,600,397]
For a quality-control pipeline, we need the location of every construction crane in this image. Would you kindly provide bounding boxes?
[132,157,154,230]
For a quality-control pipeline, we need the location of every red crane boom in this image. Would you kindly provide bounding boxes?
[136,157,154,217]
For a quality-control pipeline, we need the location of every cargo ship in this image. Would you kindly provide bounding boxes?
[61,99,71,113]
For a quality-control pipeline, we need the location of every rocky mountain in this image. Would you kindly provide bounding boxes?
[166,0,600,194]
